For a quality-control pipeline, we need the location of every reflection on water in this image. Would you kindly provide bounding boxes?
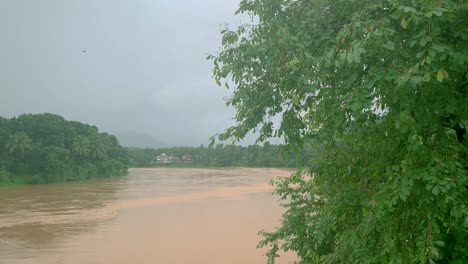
[0,168,296,264]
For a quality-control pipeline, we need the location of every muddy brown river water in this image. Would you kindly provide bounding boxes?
[0,168,296,264]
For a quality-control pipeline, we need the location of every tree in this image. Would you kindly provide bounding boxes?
[45,146,70,183]
[90,139,108,160]
[71,136,92,158]
[6,132,32,156]
[212,0,467,263]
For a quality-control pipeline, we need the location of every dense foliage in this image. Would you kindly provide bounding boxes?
[0,113,128,185]
[126,142,318,168]
[212,0,467,263]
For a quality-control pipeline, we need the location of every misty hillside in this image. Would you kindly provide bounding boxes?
[112,130,167,149]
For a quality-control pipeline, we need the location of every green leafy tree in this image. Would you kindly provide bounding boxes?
[6,132,32,156]
[71,136,92,158]
[90,140,108,160]
[212,0,467,263]
[0,113,128,185]
[45,146,70,183]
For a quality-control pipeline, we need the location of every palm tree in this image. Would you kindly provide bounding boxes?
[71,136,91,158]
[6,132,32,156]
[90,142,107,160]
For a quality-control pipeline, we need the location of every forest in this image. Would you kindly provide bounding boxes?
[0,113,128,185]
[126,142,318,168]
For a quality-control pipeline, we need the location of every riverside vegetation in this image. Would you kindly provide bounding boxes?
[0,113,128,185]
[0,113,305,185]
[211,0,467,263]
[126,142,318,168]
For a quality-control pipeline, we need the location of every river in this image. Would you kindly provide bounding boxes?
[0,168,296,264]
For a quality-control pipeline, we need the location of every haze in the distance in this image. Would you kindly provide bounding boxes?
[0,0,245,147]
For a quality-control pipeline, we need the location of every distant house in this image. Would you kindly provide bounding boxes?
[182,154,191,161]
[156,153,178,163]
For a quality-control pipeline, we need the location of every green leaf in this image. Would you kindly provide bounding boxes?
[432,9,444,17]
[401,6,417,13]
[442,69,448,78]
[460,120,467,129]
[419,37,427,47]
[401,18,408,29]
[436,70,444,82]
[399,185,411,201]
[395,120,400,129]
[288,57,300,67]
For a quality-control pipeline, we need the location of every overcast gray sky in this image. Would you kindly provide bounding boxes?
[0,0,245,146]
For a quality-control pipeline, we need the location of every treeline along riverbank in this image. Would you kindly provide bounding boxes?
[126,143,318,168]
[0,113,318,186]
[0,113,128,185]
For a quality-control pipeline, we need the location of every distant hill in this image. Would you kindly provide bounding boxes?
[112,130,167,149]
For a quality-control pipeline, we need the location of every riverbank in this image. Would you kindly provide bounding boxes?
[125,143,318,168]
[133,161,295,169]
[0,169,128,187]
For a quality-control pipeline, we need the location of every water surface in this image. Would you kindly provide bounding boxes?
[0,168,295,264]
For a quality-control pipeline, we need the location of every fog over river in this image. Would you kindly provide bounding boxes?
[0,168,296,264]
